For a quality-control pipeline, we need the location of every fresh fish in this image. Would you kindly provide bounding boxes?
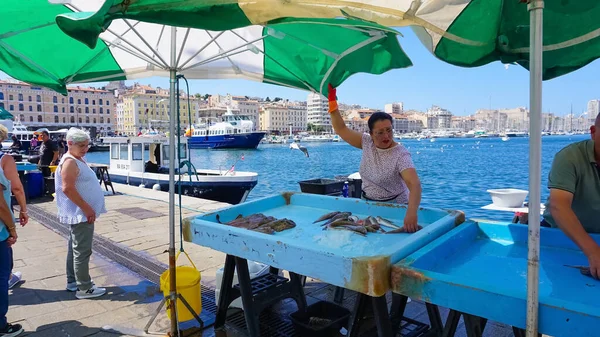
[328,220,358,228]
[331,225,367,236]
[376,216,402,230]
[261,218,297,232]
[313,211,340,223]
[229,214,276,229]
[564,265,593,277]
[308,317,333,329]
[385,225,423,234]
[322,212,352,226]
[365,225,378,233]
[253,226,275,234]
[348,215,359,222]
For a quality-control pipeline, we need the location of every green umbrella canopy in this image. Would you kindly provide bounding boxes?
[0,107,13,120]
[0,0,412,96]
[54,0,600,81]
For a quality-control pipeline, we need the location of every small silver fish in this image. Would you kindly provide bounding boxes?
[348,215,359,222]
[328,220,357,228]
[376,216,402,230]
[331,225,367,236]
[313,211,340,223]
[322,212,352,226]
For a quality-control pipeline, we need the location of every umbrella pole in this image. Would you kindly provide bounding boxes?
[168,26,180,337]
[526,1,544,336]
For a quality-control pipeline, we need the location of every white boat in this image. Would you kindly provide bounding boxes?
[501,136,510,141]
[505,130,528,137]
[101,135,258,204]
[302,135,333,142]
[187,107,266,149]
[263,135,287,144]
[1,120,33,151]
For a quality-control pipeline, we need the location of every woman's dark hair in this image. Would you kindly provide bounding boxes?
[367,112,393,133]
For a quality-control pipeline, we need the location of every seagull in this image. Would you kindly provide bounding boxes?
[290,142,309,157]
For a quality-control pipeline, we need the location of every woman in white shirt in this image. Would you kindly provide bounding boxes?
[55,128,106,299]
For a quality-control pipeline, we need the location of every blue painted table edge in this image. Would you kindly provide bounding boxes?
[183,191,466,297]
[391,221,600,337]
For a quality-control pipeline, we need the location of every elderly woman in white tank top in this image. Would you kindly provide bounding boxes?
[328,85,423,233]
[55,128,107,299]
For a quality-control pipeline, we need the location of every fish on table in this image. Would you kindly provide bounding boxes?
[375,216,403,230]
[385,225,424,234]
[313,211,340,224]
[322,212,352,226]
[564,265,594,278]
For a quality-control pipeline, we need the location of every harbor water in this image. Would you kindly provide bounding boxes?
[85,134,589,222]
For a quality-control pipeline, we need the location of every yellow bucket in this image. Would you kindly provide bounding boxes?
[49,165,58,174]
[160,251,202,322]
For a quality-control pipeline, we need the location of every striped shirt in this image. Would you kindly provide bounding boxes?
[55,153,106,225]
[359,133,415,204]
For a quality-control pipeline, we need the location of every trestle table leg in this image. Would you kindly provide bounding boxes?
[234,257,261,337]
[215,255,236,329]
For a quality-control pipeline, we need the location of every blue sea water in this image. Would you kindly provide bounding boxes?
[86,134,590,222]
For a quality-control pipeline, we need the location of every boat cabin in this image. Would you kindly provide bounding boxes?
[101,136,188,174]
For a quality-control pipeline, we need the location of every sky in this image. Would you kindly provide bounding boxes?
[3,27,600,117]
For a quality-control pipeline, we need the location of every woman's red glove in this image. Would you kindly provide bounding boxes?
[327,84,338,113]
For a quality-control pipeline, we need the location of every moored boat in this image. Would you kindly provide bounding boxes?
[102,135,258,204]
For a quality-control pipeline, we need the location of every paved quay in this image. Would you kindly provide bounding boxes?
[12,182,526,337]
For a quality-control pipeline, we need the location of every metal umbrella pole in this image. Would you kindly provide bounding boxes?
[167,25,180,337]
[526,1,544,336]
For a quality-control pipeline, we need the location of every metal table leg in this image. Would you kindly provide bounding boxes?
[372,295,393,337]
[215,255,236,329]
[289,272,307,312]
[235,257,261,337]
[334,286,345,304]
[347,292,368,337]
[347,293,392,337]
[463,314,486,337]
[426,303,444,336]
[441,310,462,337]
[389,294,409,336]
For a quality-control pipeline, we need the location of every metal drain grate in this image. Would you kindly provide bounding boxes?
[233,273,289,295]
[227,309,300,337]
[360,316,429,337]
[115,207,165,220]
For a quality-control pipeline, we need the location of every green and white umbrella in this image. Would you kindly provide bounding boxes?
[1,0,411,95]
[0,2,412,335]
[58,0,600,80]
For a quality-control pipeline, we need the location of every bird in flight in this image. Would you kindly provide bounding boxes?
[290,142,309,157]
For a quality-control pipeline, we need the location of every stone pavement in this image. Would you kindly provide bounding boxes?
[20,183,521,337]
[7,218,174,337]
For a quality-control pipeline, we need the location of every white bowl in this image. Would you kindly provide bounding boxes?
[487,188,529,208]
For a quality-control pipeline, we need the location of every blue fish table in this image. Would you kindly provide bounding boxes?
[184,192,465,336]
[391,221,600,337]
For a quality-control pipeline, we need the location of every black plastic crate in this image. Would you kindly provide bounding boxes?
[298,178,345,195]
[290,300,350,337]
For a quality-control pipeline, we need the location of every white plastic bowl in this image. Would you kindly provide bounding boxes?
[487,188,529,208]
